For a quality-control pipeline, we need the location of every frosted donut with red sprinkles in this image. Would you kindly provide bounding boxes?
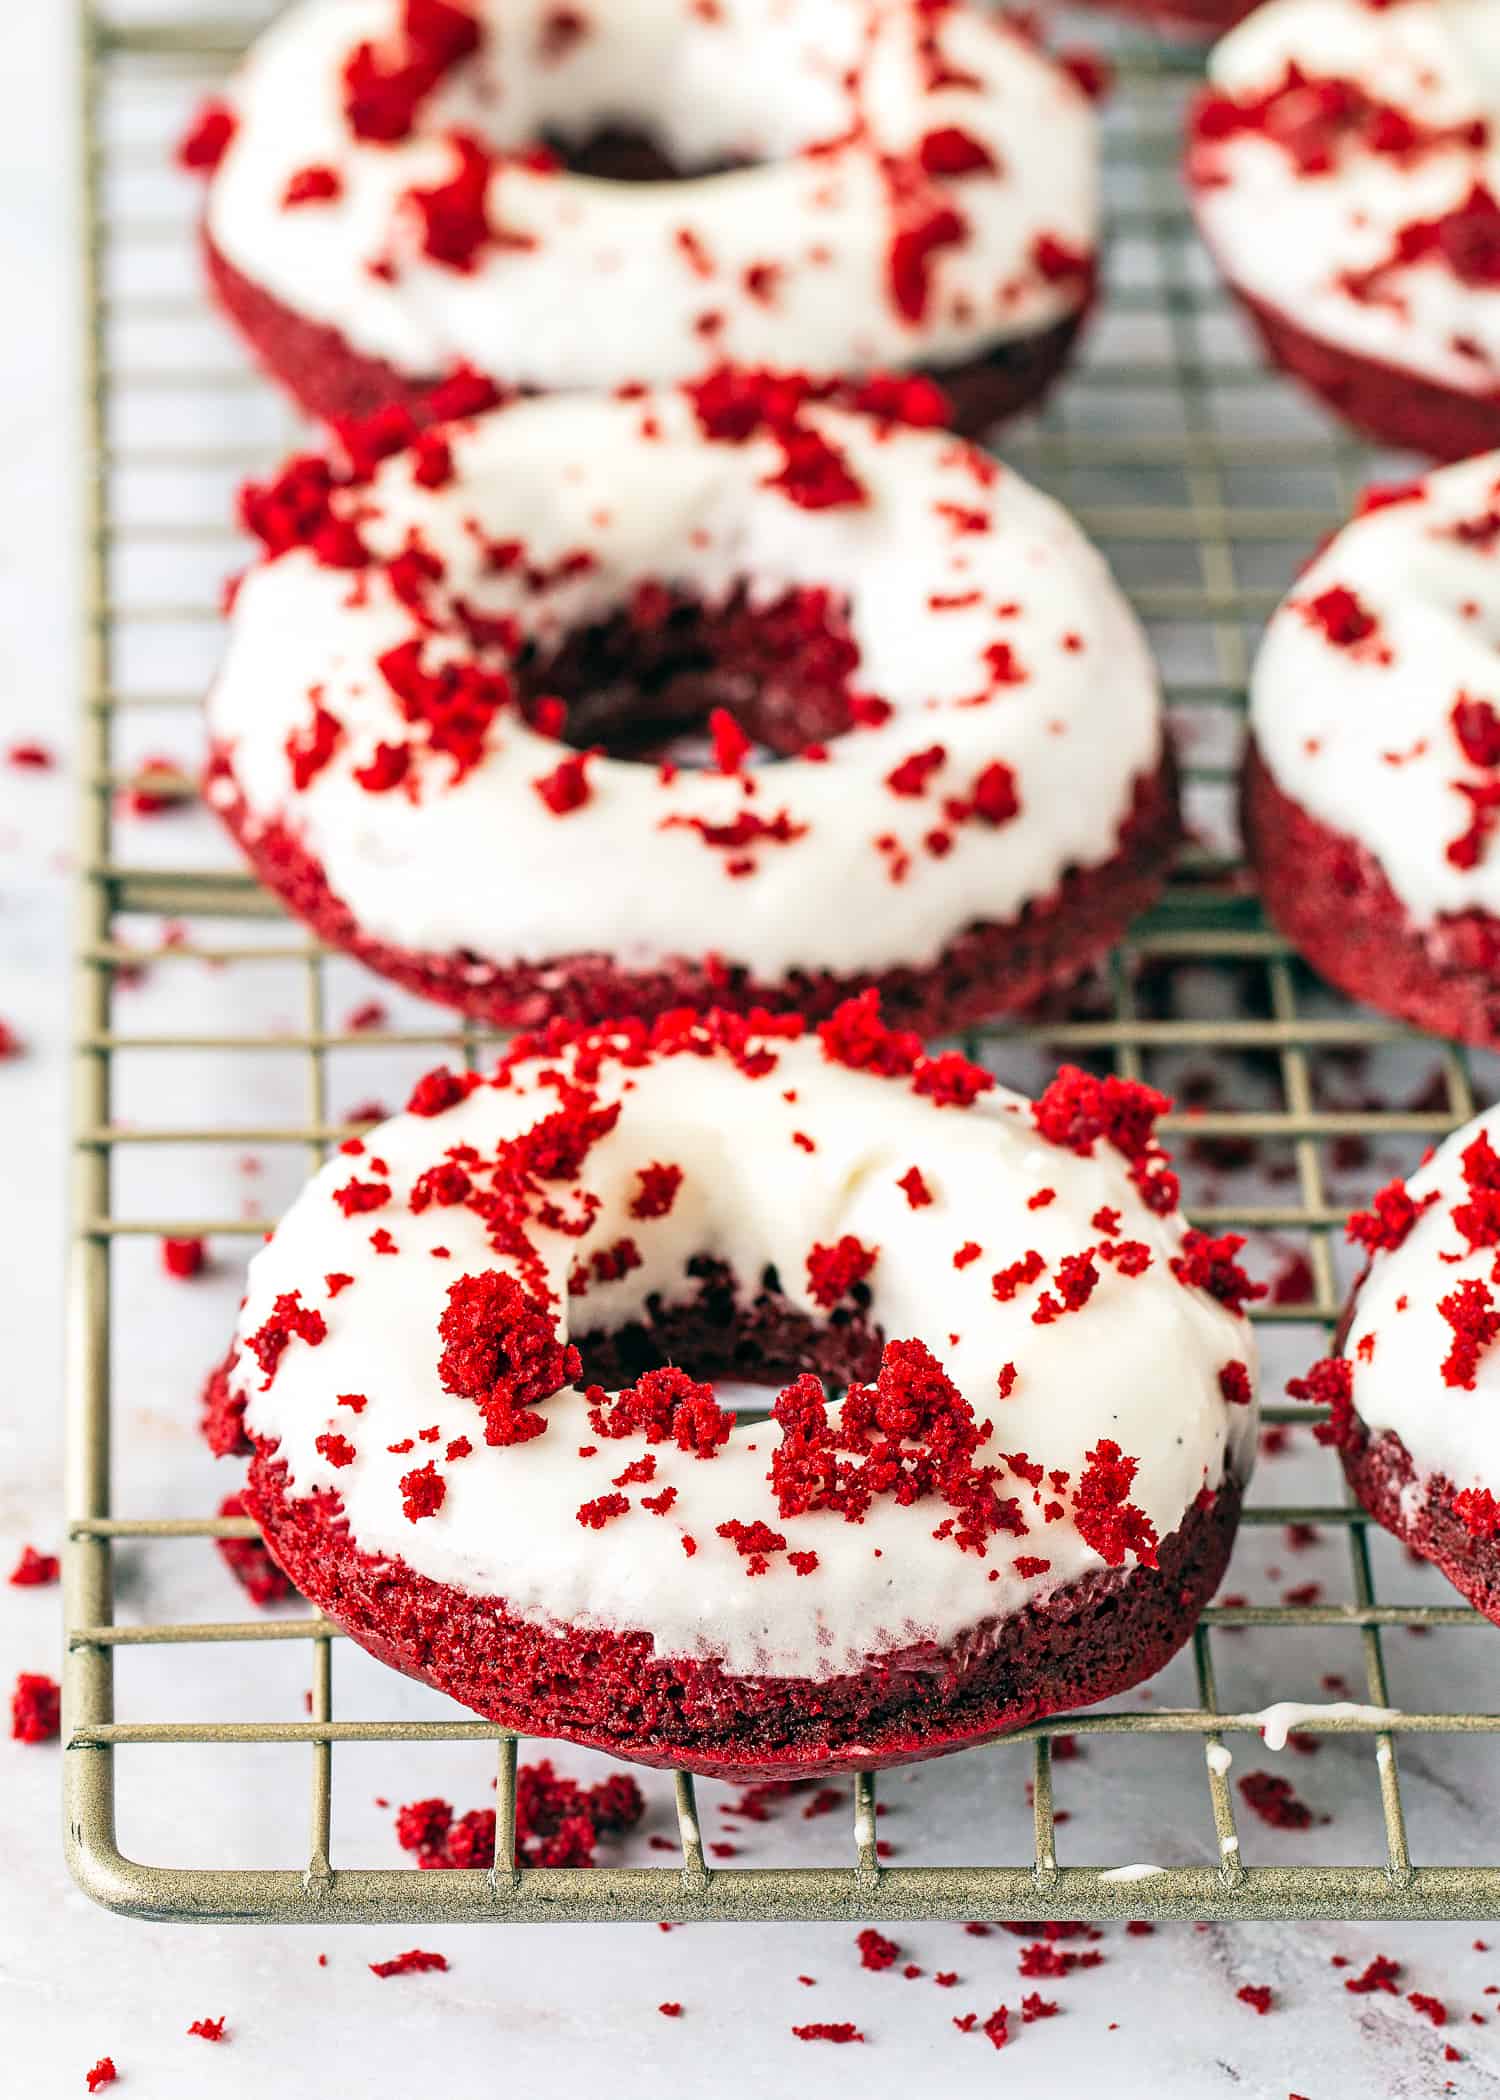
[1298,1106,1500,1624]
[206,378,1176,1035]
[203,1007,1258,1778]
[1245,451,1500,1048]
[1188,0,1500,458]
[180,0,1099,433]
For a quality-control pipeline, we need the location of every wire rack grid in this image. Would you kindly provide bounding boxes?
[63,0,1500,1927]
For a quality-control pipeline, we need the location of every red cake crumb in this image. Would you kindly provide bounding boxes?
[1409,1992,1449,2026]
[178,98,236,171]
[1437,1278,1500,1390]
[161,1235,207,1279]
[369,1949,450,1978]
[85,2062,118,2094]
[1073,1440,1158,1569]
[658,2002,683,2017]
[216,1492,297,1607]
[897,1166,934,1209]
[792,2024,864,2044]
[1218,1361,1253,1407]
[8,1545,59,1587]
[1032,1066,1179,1215]
[857,1927,901,1971]
[1345,1954,1402,1996]
[246,1291,327,1388]
[1237,1984,1274,2015]
[980,2005,1012,2050]
[1347,1177,1437,1255]
[400,1461,447,1521]
[1239,1771,1313,1830]
[438,1270,581,1446]
[630,1162,684,1219]
[11,1672,61,1743]
[1170,1231,1264,1314]
[187,2017,228,2042]
[806,1235,879,1308]
[1021,1991,1059,2021]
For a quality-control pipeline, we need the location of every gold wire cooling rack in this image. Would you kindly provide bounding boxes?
[62,0,1500,1927]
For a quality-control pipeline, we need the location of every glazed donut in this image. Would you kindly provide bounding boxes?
[1297,1107,1500,1625]
[1244,451,1500,1048]
[179,0,1099,435]
[204,1005,1259,1778]
[206,376,1178,1035]
[1187,0,1500,459]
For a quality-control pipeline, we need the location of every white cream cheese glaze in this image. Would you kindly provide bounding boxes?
[1250,450,1500,928]
[207,387,1166,981]
[1193,0,1500,398]
[1347,1105,1500,1497]
[229,1029,1259,1680]
[201,0,1098,392]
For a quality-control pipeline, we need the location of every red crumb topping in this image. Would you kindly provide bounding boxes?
[1300,585,1380,649]
[588,1366,735,1456]
[161,1235,207,1279]
[898,1166,934,1209]
[178,99,236,172]
[631,1162,684,1219]
[918,126,997,178]
[857,1928,901,1971]
[369,1949,450,1978]
[399,1764,642,1871]
[791,2024,864,2044]
[284,164,343,208]
[187,2017,228,2042]
[333,1176,392,1217]
[1218,1361,1253,1407]
[1438,1277,1500,1390]
[806,1235,880,1309]
[1290,1356,1356,1449]
[1032,1066,1179,1214]
[408,1065,478,1117]
[1170,1231,1265,1315]
[315,1432,358,1469]
[1072,1439,1158,1569]
[816,988,922,1076]
[992,1251,1045,1303]
[1347,1176,1438,1255]
[400,1461,447,1521]
[533,750,594,816]
[1454,693,1500,770]
[216,1492,296,1608]
[1238,1770,1313,1830]
[8,1545,59,1588]
[437,1270,581,1445]
[954,1242,982,1270]
[11,1672,61,1743]
[246,1291,327,1388]
[1237,1985,1273,2015]
[577,1492,631,1529]
[85,2063,118,2094]
[343,0,482,143]
[1454,1487,1500,1540]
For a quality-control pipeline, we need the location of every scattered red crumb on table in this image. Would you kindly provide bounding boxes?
[8,1545,59,1586]
[10,1671,60,1743]
[857,1927,901,1971]
[1237,1984,1274,2015]
[1238,1770,1315,1830]
[369,1949,449,1978]
[161,1235,207,1279]
[187,2016,228,2041]
[658,2002,683,2018]
[1345,1954,1402,1995]
[792,2023,864,2043]
[84,2062,118,2094]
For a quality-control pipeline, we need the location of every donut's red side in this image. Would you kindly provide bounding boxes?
[1243,741,1500,1049]
[206,1369,1241,1779]
[1332,1410,1500,1627]
[202,231,1089,439]
[1202,270,1500,463]
[1082,0,1253,31]
[207,752,1179,1035]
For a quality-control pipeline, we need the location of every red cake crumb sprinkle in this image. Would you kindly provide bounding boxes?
[344,0,482,143]
[1031,1250,1100,1326]
[918,126,997,178]
[898,1167,934,1209]
[1301,585,1380,649]
[630,1162,684,1219]
[954,1241,982,1269]
[658,2002,683,2018]
[992,1250,1045,1303]
[1454,1487,1500,1539]
[1454,694,1500,770]
[333,1176,392,1217]
[588,1366,735,1455]
[246,1291,327,1387]
[284,164,343,208]
[806,1234,879,1308]
[438,1270,581,1445]
[1032,1066,1179,1214]
[533,750,593,815]
[369,1949,450,1978]
[315,1432,358,1469]
[1170,1231,1265,1315]
[8,1545,59,1588]
[158,1232,210,1280]
[178,98,236,171]
[1438,1277,1500,1390]
[792,2024,864,2044]
[577,1492,631,1529]
[886,744,947,797]
[85,2062,118,2094]
[11,1672,61,1743]
[1345,1955,1402,1996]
[216,1492,296,1607]
[400,1462,447,1521]
[1021,1991,1060,2021]
[1289,1356,1355,1447]
[913,1050,993,1108]
[187,2017,228,2042]
[1218,1361,1253,1407]
[1239,1771,1313,1830]
[1347,1176,1438,1254]
[408,1065,477,1117]
[816,990,921,1078]
[1072,1439,1158,1569]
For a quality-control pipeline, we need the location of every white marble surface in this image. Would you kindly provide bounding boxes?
[3,4,1500,2096]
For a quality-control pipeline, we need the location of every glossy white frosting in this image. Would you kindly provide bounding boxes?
[202,0,1098,392]
[1348,1105,1500,1497]
[207,389,1165,981]
[1195,0,1500,396]
[1251,450,1500,927]
[230,1031,1258,1679]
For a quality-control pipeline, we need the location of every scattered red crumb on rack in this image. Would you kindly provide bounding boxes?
[10,1671,60,1743]
[369,1949,449,1978]
[395,1760,644,1871]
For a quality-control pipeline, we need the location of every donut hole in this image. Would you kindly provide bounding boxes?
[516,580,864,765]
[536,123,749,184]
[570,1254,884,1401]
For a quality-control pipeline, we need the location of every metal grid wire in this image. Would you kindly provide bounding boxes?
[63,0,1500,1926]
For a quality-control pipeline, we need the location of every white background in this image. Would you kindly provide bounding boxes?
[3,4,1500,2096]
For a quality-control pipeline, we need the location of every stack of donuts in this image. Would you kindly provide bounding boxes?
[175,0,1500,1782]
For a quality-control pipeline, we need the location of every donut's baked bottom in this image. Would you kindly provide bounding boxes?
[1210,277,1500,464]
[203,231,1089,441]
[208,752,1179,1036]
[1244,742,1500,1049]
[205,1352,1240,1779]
[1335,1411,1500,1628]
